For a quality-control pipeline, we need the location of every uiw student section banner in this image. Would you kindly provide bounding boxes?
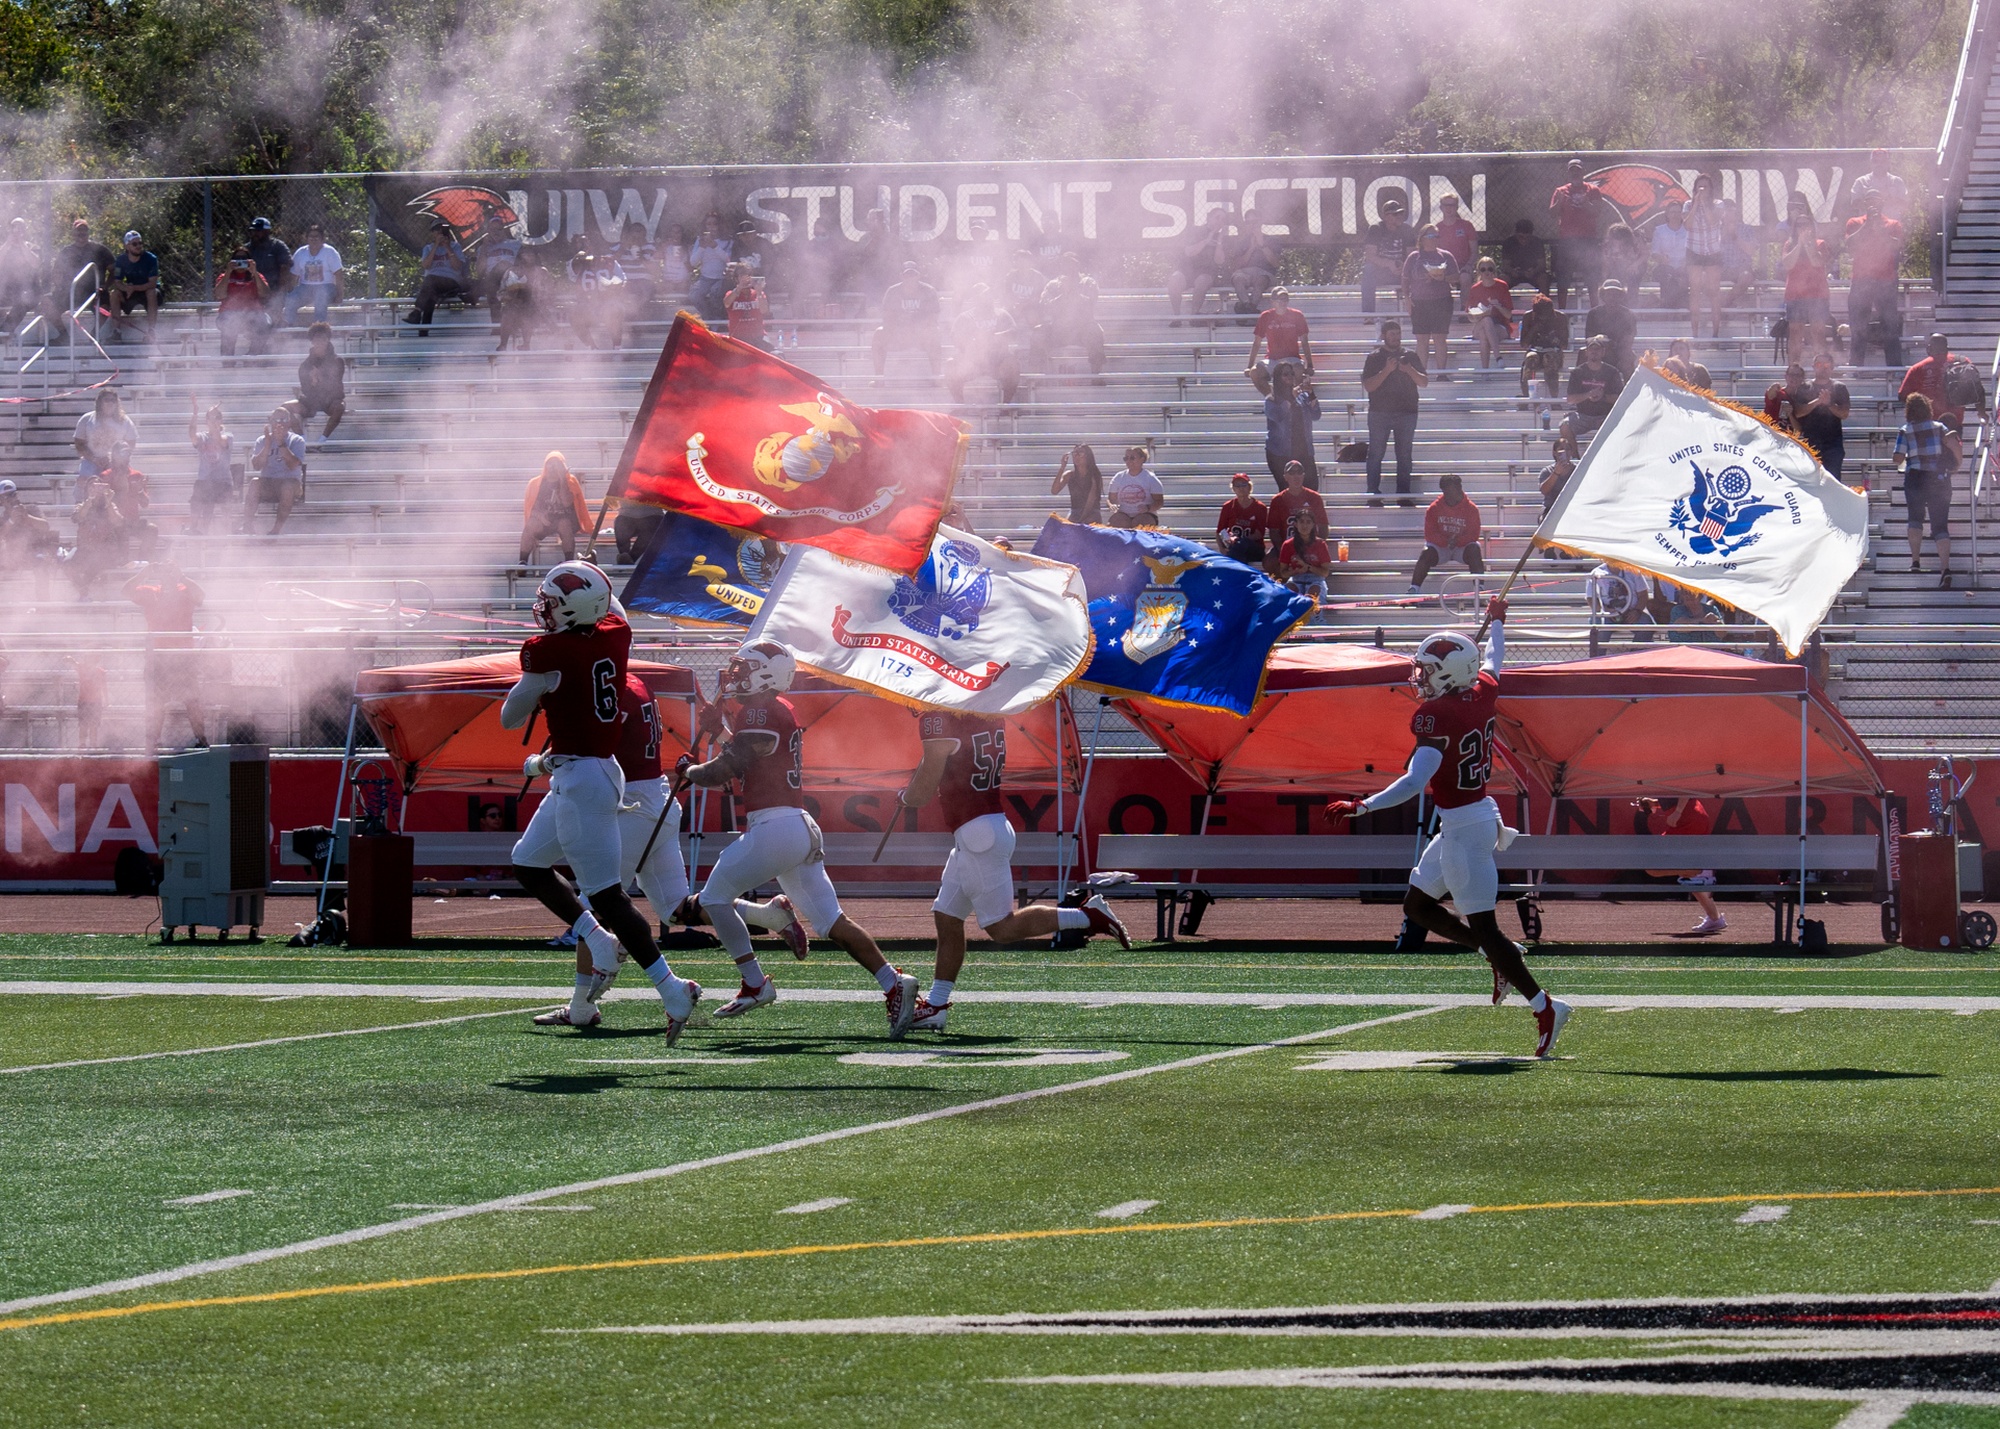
[363,150,1907,260]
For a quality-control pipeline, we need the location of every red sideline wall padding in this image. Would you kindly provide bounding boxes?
[0,753,1966,889]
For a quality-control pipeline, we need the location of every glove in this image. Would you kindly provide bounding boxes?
[523,751,552,780]
[673,753,692,780]
[1486,595,1508,624]
[694,695,727,739]
[1321,799,1362,828]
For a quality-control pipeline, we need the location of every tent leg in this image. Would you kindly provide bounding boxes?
[1797,689,1810,943]
[1072,696,1107,882]
[1054,694,1070,894]
[316,699,360,920]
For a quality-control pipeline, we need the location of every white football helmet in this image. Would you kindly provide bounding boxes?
[718,639,796,697]
[532,561,613,632]
[1411,631,1482,701]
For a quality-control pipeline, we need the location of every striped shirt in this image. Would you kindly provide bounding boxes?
[1685,199,1725,258]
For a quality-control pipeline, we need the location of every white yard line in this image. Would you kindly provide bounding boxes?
[5,980,2000,1012]
[0,1006,1447,1318]
[1736,1205,1791,1224]
[778,1198,852,1215]
[1411,1204,1474,1221]
[165,1190,254,1206]
[1094,1200,1159,1220]
[0,1007,530,1076]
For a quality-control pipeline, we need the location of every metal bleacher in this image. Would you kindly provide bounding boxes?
[0,264,1995,757]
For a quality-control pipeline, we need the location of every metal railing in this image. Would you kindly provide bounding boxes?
[1971,331,2000,586]
[8,261,110,409]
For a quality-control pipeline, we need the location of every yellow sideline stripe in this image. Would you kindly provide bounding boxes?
[6,1184,1999,1335]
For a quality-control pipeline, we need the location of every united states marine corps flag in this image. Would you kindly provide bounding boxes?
[748,525,1092,714]
[610,314,968,575]
[1538,366,1869,655]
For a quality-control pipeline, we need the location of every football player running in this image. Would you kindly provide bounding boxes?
[1323,598,1572,1057]
[900,708,1131,1033]
[683,639,921,1035]
[502,561,702,1038]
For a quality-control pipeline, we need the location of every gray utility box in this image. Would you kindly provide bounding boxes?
[158,745,270,939]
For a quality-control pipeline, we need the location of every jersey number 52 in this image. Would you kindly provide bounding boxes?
[969,730,1006,791]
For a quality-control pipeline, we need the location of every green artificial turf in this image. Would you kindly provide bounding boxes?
[2,937,1997,1427]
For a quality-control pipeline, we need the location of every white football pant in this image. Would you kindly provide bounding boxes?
[512,755,626,895]
[932,813,1017,928]
[699,806,844,961]
[1409,796,1502,915]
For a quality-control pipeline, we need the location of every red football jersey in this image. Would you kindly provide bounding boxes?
[519,611,630,759]
[614,674,664,781]
[730,695,803,811]
[918,710,1007,830]
[1409,670,1499,810]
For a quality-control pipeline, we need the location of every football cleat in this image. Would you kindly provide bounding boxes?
[660,976,702,1046]
[1534,997,1572,1058]
[771,895,811,960]
[910,997,950,1033]
[711,978,776,1019]
[532,1005,601,1028]
[1083,894,1131,949]
[578,919,622,976]
[884,970,920,1038]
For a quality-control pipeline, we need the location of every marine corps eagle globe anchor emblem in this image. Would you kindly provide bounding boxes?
[1123,555,1201,663]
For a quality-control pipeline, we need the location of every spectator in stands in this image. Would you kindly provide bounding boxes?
[1537,440,1574,515]
[105,230,159,341]
[1433,194,1478,273]
[1790,354,1850,477]
[476,215,524,328]
[1764,361,1809,434]
[494,261,537,351]
[1003,249,1045,323]
[1266,460,1328,572]
[1464,256,1513,370]
[612,496,663,564]
[186,397,235,534]
[520,452,591,565]
[1899,333,1988,440]
[1665,337,1712,390]
[1844,191,1905,368]
[1549,159,1607,308]
[1402,226,1459,378]
[296,322,346,447]
[1245,285,1313,390]
[1518,292,1569,398]
[1359,196,1412,316]
[614,222,657,312]
[1361,319,1427,507]
[872,261,941,375]
[244,217,291,319]
[72,388,138,498]
[1039,253,1106,377]
[1274,505,1332,606]
[124,557,208,750]
[1105,446,1164,528]
[1894,391,1957,587]
[1781,209,1833,366]
[0,480,56,598]
[687,212,733,320]
[1215,473,1268,564]
[70,653,105,747]
[103,440,153,538]
[1603,223,1646,300]
[45,219,113,338]
[566,245,629,350]
[1500,218,1550,295]
[1685,174,1726,339]
[240,406,307,536]
[1168,220,1233,319]
[0,217,41,333]
[403,220,469,336]
[725,265,770,350]
[214,246,271,358]
[1562,335,1626,459]
[1262,361,1321,489]
[1408,475,1484,593]
[1649,204,1690,316]
[1587,560,1648,637]
[656,221,690,308]
[1229,209,1280,313]
[1848,149,1909,223]
[1634,795,1726,936]
[67,475,130,598]
[284,223,343,327]
[1051,444,1104,524]
[945,283,1021,404]
[1585,279,1638,374]
[732,219,769,282]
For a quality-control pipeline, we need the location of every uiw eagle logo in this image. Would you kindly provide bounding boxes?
[407,186,521,248]
[1668,463,1781,557]
[1585,164,1691,230]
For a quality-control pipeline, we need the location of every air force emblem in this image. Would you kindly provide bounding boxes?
[1668,462,1781,558]
[888,537,992,641]
[1122,555,1201,663]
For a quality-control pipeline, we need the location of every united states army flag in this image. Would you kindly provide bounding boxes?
[1540,367,1869,655]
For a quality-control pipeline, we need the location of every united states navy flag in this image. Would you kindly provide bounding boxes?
[1031,517,1312,715]
[621,510,787,627]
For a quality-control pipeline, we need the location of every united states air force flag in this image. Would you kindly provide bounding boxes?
[621,510,787,627]
[748,525,1091,714]
[1031,517,1313,716]
[1540,366,1868,655]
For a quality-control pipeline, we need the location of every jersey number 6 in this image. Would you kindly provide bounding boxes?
[591,659,618,723]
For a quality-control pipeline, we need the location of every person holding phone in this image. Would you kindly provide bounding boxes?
[213,246,270,357]
[1360,319,1428,506]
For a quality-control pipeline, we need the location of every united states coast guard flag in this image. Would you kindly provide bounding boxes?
[1541,367,1869,655]
[1032,517,1313,716]
[621,510,784,627]
[748,525,1091,715]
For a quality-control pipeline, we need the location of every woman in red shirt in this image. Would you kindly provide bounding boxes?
[1463,256,1514,370]
[1782,211,1833,365]
[1637,795,1725,935]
